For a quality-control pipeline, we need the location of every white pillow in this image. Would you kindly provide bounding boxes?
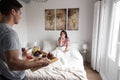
[27,41,40,48]
[42,40,57,53]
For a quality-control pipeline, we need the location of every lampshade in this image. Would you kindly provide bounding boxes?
[82,43,87,50]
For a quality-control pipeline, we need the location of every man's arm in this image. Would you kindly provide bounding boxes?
[5,50,49,71]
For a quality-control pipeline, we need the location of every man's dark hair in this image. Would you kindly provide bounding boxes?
[0,0,23,16]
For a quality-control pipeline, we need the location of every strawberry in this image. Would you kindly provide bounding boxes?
[26,55,33,59]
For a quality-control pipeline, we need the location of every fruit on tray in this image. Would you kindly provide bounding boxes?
[22,48,27,56]
[42,54,47,58]
[33,51,42,57]
[47,52,54,59]
[32,46,40,54]
[26,55,33,59]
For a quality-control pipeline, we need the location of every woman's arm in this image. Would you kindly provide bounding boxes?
[64,38,70,52]
[58,37,63,46]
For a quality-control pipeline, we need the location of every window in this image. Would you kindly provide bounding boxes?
[109,1,120,62]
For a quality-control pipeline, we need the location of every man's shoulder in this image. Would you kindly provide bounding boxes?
[0,24,17,40]
[1,23,16,33]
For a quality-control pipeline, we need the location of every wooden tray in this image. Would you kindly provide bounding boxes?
[31,57,58,72]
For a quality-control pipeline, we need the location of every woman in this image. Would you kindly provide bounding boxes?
[58,30,70,52]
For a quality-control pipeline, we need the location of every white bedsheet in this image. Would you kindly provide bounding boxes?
[25,47,88,80]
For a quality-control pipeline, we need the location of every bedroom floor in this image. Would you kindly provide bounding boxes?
[84,63,102,80]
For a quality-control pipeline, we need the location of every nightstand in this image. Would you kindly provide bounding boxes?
[80,50,88,62]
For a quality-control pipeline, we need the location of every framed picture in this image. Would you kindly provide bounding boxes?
[45,9,55,30]
[68,8,79,30]
[56,9,66,30]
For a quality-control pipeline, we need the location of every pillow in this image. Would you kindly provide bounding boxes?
[27,41,40,48]
[42,40,57,53]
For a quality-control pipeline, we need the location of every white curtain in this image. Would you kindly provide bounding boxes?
[91,0,120,79]
[91,1,104,72]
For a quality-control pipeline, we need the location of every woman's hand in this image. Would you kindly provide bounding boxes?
[64,47,68,52]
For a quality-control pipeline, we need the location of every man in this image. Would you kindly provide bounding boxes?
[0,0,49,80]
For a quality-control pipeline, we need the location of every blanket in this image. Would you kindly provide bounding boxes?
[25,47,88,80]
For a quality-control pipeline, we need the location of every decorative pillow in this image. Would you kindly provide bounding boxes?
[42,40,57,53]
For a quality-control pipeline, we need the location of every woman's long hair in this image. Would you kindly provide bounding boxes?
[60,30,68,38]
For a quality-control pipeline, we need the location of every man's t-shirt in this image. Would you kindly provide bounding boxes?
[0,23,25,80]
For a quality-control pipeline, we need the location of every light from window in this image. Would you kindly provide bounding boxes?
[110,1,120,61]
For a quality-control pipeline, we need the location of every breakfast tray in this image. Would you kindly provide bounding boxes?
[31,57,58,72]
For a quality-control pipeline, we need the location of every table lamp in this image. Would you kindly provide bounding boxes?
[82,43,88,53]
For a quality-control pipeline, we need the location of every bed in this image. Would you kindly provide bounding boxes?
[25,41,88,80]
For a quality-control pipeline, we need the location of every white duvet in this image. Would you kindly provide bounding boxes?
[25,47,88,80]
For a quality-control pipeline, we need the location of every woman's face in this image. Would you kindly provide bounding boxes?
[61,32,65,38]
